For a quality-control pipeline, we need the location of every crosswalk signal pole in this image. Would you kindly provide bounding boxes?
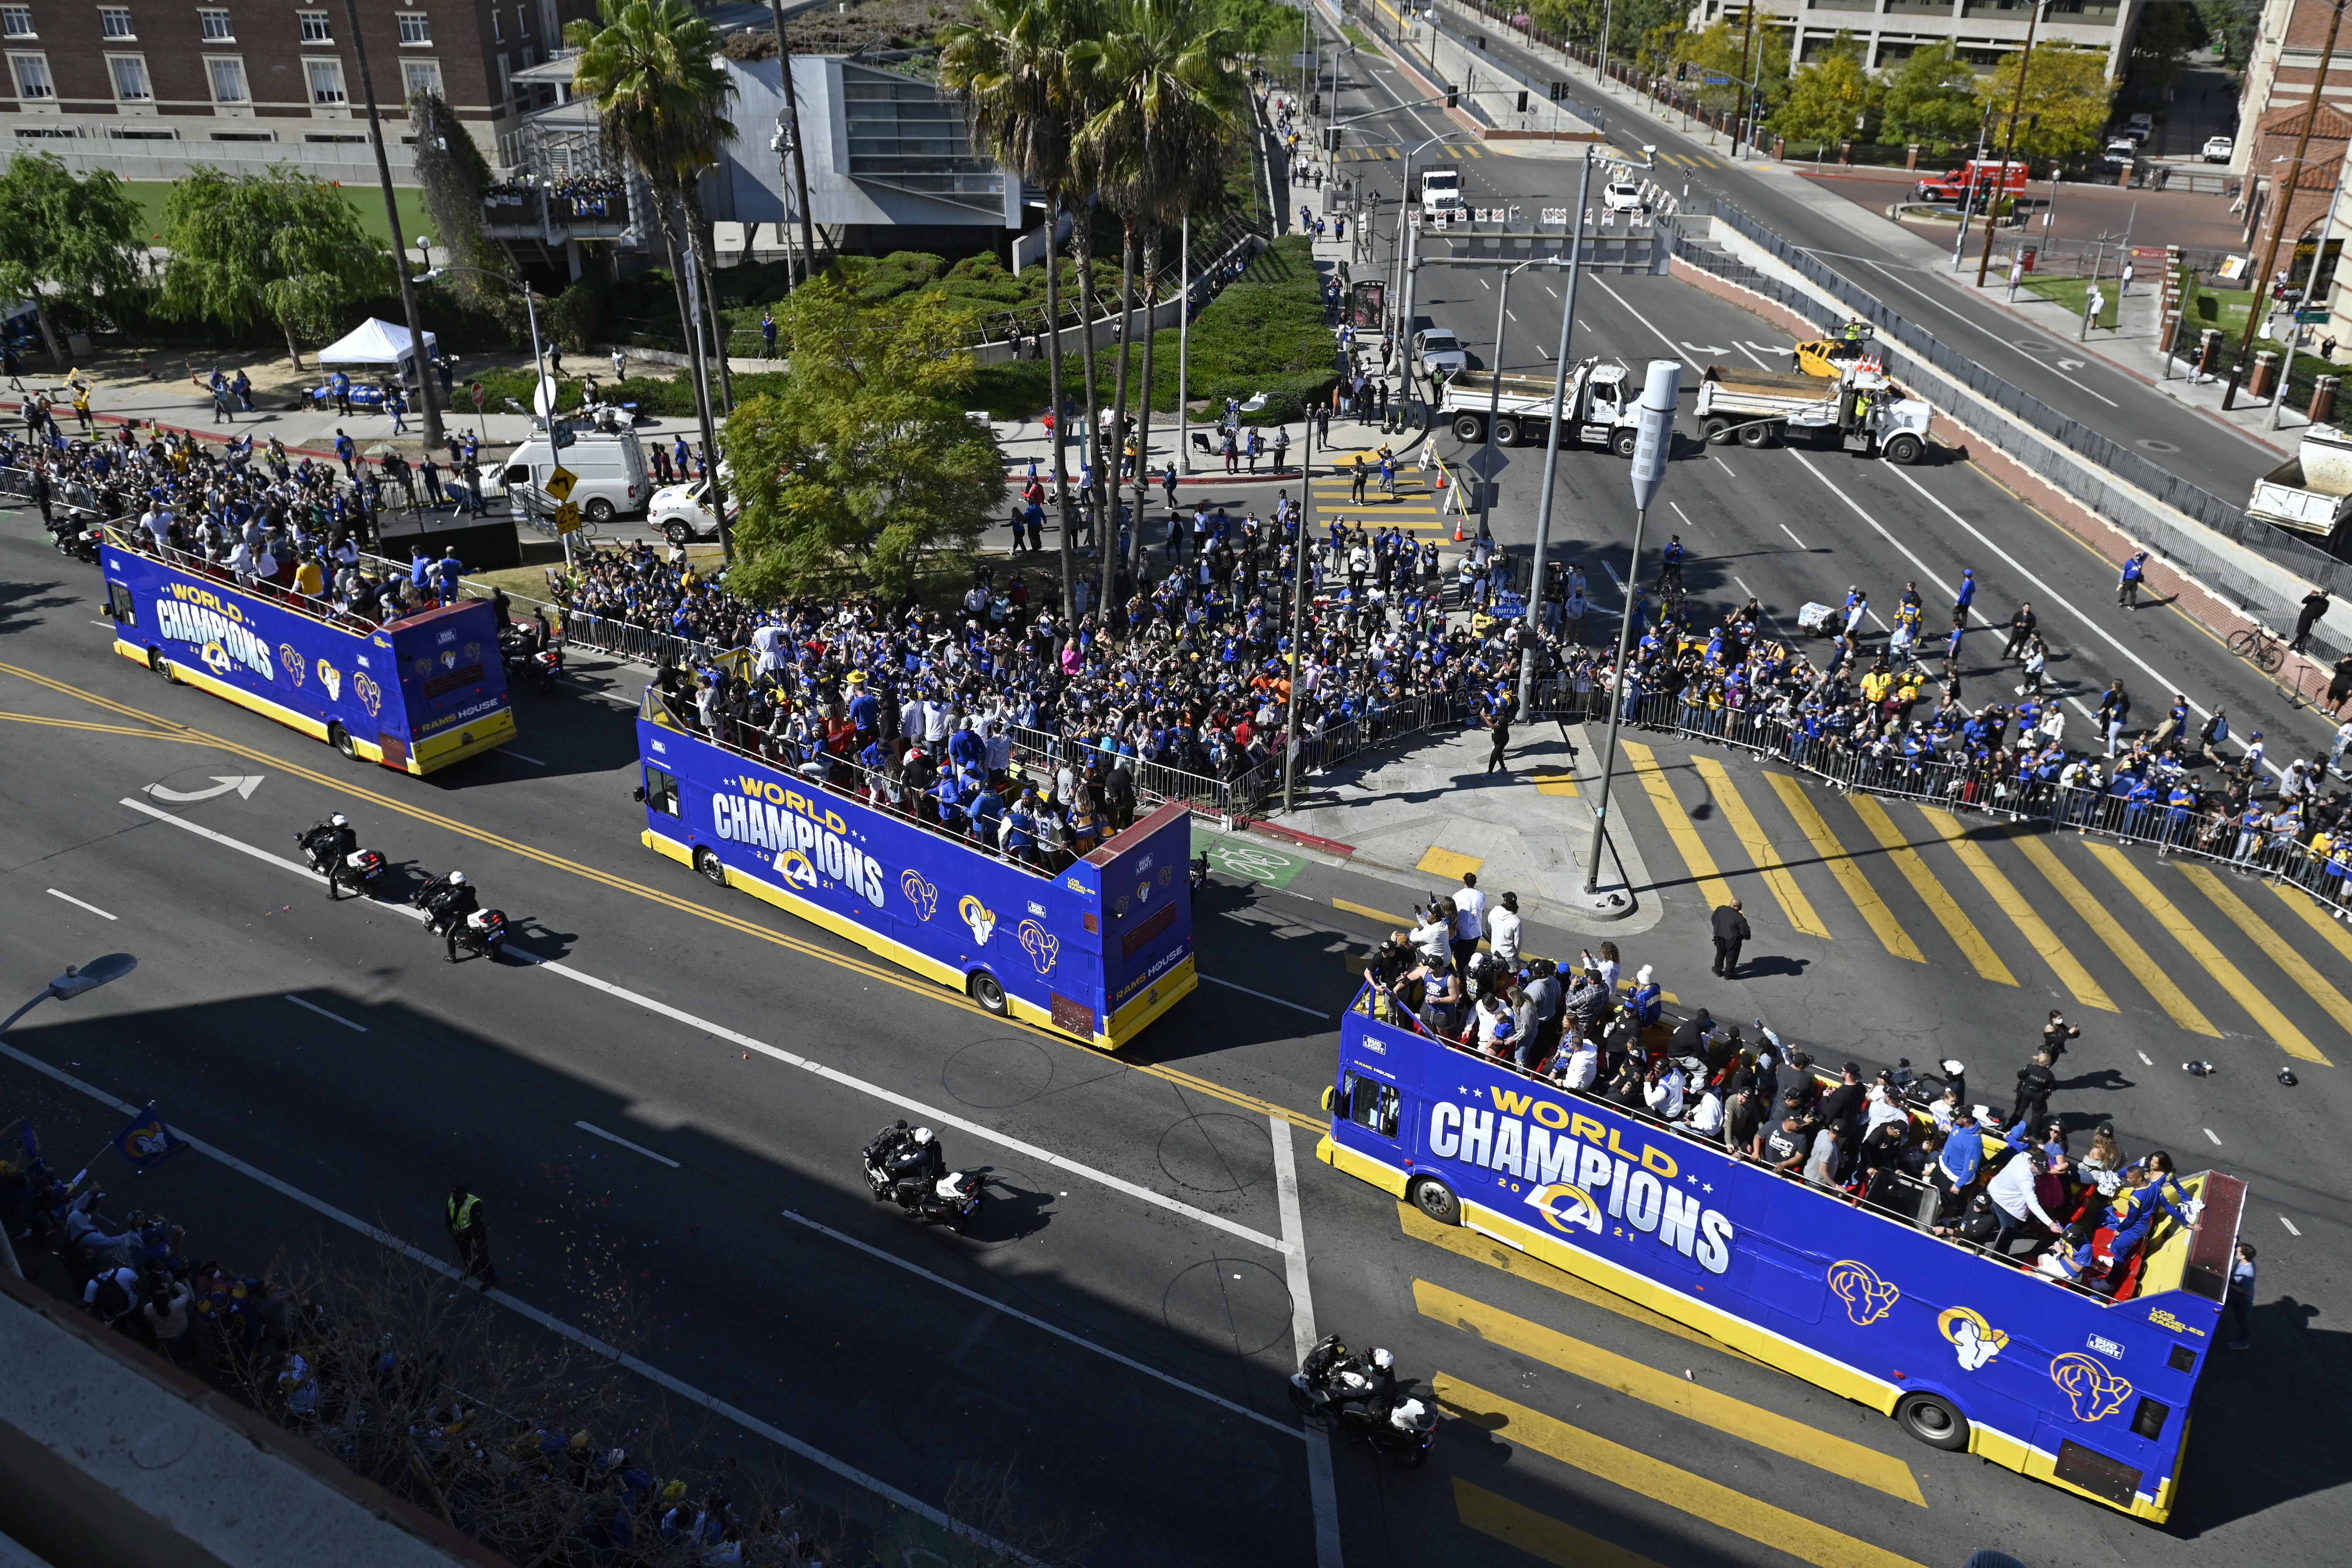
[1583,360,1681,902]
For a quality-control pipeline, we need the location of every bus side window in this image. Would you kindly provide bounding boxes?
[642,765,680,817]
[105,582,137,626]
[1341,1072,1400,1139]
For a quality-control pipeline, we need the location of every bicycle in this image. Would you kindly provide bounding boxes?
[2227,623,2286,674]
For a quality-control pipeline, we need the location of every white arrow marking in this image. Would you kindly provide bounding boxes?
[2057,358,2087,372]
[143,775,265,804]
[1681,342,1732,355]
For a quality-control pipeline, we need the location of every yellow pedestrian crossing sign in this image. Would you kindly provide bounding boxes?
[545,464,579,503]
[553,500,582,534]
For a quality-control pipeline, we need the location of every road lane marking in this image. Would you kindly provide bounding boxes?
[0,711,211,743]
[1332,895,1414,926]
[777,1208,1297,1438]
[1914,808,2112,1011]
[46,889,117,921]
[1532,769,1580,796]
[1201,973,1333,1020]
[1592,277,1700,370]
[1274,1118,1345,1567]
[2178,865,2352,1045]
[2010,836,2218,1037]
[1454,1477,1663,1568]
[575,1119,679,1166]
[1435,1376,1933,1568]
[2204,1128,2222,1145]
[1415,1281,1924,1504]
[2263,881,2352,969]
[117,794,1303,1254]
[2083,845,2328,1063]
[0,1033,1025,1558]
[1621,741,1735,906]
[1692,757,1830,938]
[2281,1215,2302,1235]
[1844,795,2014,983]
[285,994,365,1032]
[1763,774,1922,961]
[502,750,549,766]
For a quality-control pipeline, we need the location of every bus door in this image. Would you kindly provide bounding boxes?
[1333,1067,1403,1147]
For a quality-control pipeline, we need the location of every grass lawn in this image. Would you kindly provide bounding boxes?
[2179,278,2342,386]
[2018,274,2121,331]
[121,181,441,254]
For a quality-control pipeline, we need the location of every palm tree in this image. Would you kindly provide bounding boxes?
[1078,0,1250,614]
[569,0,738,551]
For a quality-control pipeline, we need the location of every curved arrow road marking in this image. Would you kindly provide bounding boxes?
[144,775,265,803]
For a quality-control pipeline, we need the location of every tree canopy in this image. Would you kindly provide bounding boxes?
[0,154,146,363]
[1879,42,1982,148]
[1976,41,2114,161]
[1771,35,1880,144]
[1672,21,1791,119]
[154,167,391,368]
[723,284,1007,601]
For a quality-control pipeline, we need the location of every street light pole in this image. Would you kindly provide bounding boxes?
[2227,0,2347,409]
[1975,2,2048,288]
[1475,259,1535,542]
[1178,215,1192,473]
[1519,147,1598,718]
[340,0,441,446]
[1283,416,1314,812]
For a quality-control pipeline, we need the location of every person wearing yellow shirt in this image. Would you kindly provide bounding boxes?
[293,556,325,599]
[1861,666,1893,706]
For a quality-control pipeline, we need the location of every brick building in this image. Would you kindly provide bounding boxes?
[0,1,588,159]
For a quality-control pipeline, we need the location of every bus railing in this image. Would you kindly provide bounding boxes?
[103,527,406,637]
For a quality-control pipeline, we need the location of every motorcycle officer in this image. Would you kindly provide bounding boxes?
[420,870,480,954]
[300,813,357,874]
[889,1127,947,1208]
[1327,1346,1398,1422]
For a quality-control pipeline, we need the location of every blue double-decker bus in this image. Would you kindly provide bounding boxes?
[1320,985,2244,1521]
[634,686,1196,1049]
[100,532,514,774]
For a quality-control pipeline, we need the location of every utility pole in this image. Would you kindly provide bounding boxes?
[1282,417,1314,812]
[1519,149,1597,719]
[2227,0,2347,409]
[1731,2,1759,160]
[1975,1,2048,288]
[340,0,440,446]
[1178,215,1192,472]
[764,0,821,284]
[1475,260,1534,542]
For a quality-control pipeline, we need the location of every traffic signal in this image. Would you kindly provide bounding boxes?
[1325,126,1342,152]
[1445,85,1459,108]
[1516,89,1529,112]
[1311,93,1322,115]
[1549,80,1566,102]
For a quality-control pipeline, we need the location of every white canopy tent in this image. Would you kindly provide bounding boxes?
[316,318,439,377]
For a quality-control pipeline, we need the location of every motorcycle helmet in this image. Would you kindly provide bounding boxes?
[911,1127,934,1146]
[447,870,466,885]
[330,813,348,827]
[1369,1348,1394,1374]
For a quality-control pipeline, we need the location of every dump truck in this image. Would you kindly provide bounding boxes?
[2246,424,2352,538]
[1692,361,1933,464]
[1440,358,1641,453]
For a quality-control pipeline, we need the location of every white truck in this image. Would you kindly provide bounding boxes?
[1440,358,1641,453]
[1692,362,1933,464]
[1418,167,1463,218]
[2246,424,2352,538]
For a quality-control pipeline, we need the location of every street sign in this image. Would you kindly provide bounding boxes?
[1465,444,1510,480]
[545,463,579,502]
[1702,72,1730,85]
[2298,306,2331,323]
[1495,590,1525,618]
[554,501,582,534]
[469,381,485,407]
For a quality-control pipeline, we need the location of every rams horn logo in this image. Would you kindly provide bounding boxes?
[282,645,305,686]
[1828,1260,1900,1327]
[1937,1306,2010,1372]
[201,639,233,676]
[2050,1353,2134,1422]
[315,659,342,702]
[354,672,382,718]
[1017,919,1059,974]
[1157,864,1174,888]
[1113,894,1131,918]
[958,894,997,946]
[775,849,818,889]
[900,870,938,921]
[1523,1182,1603,1236]
[440,649,458,671]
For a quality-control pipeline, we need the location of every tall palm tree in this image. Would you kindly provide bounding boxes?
[1079,0,1249,615]
[569,0,739,551]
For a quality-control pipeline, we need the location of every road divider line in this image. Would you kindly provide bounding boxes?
[1914,808,2112,1012]
[1331,896,1414,926]
[285,995,366,1032]
[503,750,549,766]
[2204,1128,2222,1145]
[1621,742,1735,907]
[1434,1375,1932,1568]
[1273,1118,1345,1568]
[2084,845,2329,1063]
[2281,1215,2302,1235]
[1691,757,1830,938]
[2010,836,2218,1037]
[1762,773,1922,961]
[1845,795,2015,985]
[46,889,118,921]
[575,1120,679,1167]
[1453,1477,1662,1568]
[2178,865,2352,1046]
[1415,1280,1924,1505]
[118,794,1300,1254]
[1200,973,1333,1020]
[777,1208,1298,1438]
[0,1032,1024,1561]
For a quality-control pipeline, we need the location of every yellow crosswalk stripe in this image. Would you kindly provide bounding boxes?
[1416,1281,1925,1504]
[1693,757,1830,938]
[2084,846,2328,1063]
[1916,808,2114,1012]
[1764,773,1923,961]
[2011,836,2219,1037]
[2177,865,2348,1058]
[1333,895,1412,926]
[1532,768,1580,796]
[1455,1477,1664,1568]
[1444,145,1464,158]
[2263,880,2352,967]
[1435,1377,1934,1568]
[1622,741,1735,908]
[1845,794,2015,984]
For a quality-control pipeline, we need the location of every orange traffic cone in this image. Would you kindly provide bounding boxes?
[1453,515,1466,542]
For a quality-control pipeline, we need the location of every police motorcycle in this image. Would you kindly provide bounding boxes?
[1287,1335,1437,1468]
[860,1120,985,1232]
[51,517,101,564]
[499,610,565,694]
[1189,851,1212,902]
[412,870,510,962]
[298,814,388,900]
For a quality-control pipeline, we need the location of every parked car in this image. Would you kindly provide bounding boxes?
[2102,138,2139,169]
[2204,135,2235,163]
[1413,328,1469,377]
[1602,181,1647,214]
[649,476,738,543]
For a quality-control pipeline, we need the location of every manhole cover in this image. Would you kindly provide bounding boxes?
[2136,439,2181,453]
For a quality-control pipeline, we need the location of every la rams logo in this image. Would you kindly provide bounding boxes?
[1157,864,1174,888]
[958,894,996,946]
[1113,893,1131,918]
[315,659,343,702]
[900,870,938,921]
[201,639,234,676]
[1137,878,1153,905]
[1938,1306,2009,1372]
[282,646,305,686]
[354,672,382,718]
[440,649,458,671]
[1828,1260,1900,1326]
[124,1122,173,1159]
[1017,919,1058,974]
[463,641,482,662]
[413,657,432,677]
[1523,1182,1603,1236]
[775,848,819,889]
[2050,1352,2133,1421]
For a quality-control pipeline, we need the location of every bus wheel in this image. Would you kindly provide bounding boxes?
[1408,1177,1460,1227]
[969,969,1009,1017]
[693,847,728,888]
[1895,1392,1970,1450]
[149,649,180,684]
[328,723,358,762]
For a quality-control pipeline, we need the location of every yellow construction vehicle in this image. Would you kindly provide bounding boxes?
[1791,321,1876,378]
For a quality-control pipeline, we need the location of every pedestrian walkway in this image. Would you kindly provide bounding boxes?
[1308,451,1463,540]
[1612,727,2344,1064]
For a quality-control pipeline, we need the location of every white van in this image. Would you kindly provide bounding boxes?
[497,423,651,524]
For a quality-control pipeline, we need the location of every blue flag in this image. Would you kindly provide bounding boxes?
[113,1105,188,1172]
